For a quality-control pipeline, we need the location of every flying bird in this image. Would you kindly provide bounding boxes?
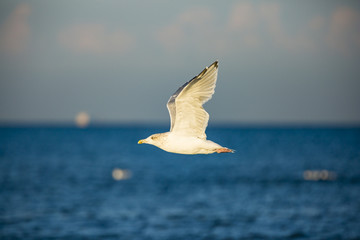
[138,61,234,154]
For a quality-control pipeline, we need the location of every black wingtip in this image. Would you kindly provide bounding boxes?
[212,60,219,68]
[195,60,219,79]
[198,67,208,78]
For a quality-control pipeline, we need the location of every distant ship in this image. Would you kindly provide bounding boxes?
[75,111,90,128]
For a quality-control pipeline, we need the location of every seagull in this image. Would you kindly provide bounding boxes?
[138,61,234,154]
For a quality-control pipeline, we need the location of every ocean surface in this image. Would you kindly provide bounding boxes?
[0,126,359,240]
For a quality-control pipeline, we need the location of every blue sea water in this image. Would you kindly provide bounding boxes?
[0,126,359,240]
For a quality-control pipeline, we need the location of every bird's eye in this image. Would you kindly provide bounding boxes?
[151,136,154,139]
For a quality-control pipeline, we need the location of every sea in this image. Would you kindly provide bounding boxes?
[0,126,359,240]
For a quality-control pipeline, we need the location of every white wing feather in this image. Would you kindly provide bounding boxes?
[167,61,218,139]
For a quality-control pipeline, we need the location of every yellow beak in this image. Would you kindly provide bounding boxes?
[138,139,144,144]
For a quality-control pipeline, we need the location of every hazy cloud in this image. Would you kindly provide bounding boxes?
[156,2,316,54]
[0,3,31,55]
[228,2,257,31]
[58,23,135,54]
[309,16,325,30]
[328,7,360,56]
[156,23,184,51]
[259,3,315,51]
[156,7,214,51]
[156,2,360,56]
[227,2,261,48]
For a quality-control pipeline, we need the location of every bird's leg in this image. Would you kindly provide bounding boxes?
[215,148,234,153]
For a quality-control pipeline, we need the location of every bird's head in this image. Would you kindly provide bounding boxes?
[138,133,163,146]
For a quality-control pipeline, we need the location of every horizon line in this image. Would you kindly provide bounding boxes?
[0,120,359,128]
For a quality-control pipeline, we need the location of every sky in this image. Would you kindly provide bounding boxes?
[0,0,360,125]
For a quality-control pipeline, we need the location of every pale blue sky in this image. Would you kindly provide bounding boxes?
[1,1,360,125]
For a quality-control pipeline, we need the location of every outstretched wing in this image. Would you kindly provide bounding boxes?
[166,61,218,139]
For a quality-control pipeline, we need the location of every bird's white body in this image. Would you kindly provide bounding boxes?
[143,132,223,154]
[138,61,234,155]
